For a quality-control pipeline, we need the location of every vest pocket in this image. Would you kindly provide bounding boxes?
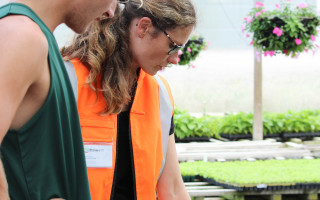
[80,117,116,142]
[80,117,115,128]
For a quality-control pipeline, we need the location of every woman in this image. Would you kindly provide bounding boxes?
[61,0,196,199]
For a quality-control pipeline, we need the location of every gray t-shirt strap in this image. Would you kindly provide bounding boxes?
[64,61,78,102]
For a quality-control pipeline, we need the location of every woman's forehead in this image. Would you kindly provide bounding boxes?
[166,26,194,45]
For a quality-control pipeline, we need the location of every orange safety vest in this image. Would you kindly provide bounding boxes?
[69,59,174,200]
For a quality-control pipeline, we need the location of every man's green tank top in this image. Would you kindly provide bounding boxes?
[0,3,91,200]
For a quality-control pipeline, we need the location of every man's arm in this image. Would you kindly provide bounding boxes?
[0,16,49,199]
[0,162,9,200]
[156,135,191,200]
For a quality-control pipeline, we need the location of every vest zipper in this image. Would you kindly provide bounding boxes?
[128,119,137,200]
[110,115,120,200]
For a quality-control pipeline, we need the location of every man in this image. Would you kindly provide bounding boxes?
[0,0,117,199]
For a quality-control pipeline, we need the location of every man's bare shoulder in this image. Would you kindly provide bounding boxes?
[0,15,48,54]
[0,15,48,74]
[0,16,51,134]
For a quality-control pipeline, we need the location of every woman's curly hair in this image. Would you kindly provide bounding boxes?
[61,0,196,114]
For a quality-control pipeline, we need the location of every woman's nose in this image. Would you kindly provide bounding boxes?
[167,53,179,65]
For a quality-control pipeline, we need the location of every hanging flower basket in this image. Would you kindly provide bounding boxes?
[177,33,208,68]
[242,1,320,57]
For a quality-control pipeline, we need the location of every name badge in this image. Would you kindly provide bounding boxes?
[84,142,112,168]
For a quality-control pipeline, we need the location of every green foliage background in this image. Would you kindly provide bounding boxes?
[174,109,320,139]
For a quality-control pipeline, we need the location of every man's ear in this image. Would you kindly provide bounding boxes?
[136,17,153,38]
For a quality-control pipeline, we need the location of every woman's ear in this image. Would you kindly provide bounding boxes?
[136,17,153,38]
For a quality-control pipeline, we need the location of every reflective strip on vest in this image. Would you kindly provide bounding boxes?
[64,61,78,102]
[154,75,173,180]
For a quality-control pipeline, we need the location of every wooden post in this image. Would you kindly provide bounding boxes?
[252,0,264,141]
[253,48,263,141]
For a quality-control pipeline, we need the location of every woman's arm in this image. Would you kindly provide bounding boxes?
[156,135,191,200]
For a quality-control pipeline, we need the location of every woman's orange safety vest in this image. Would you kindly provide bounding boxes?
[69,59,174,200]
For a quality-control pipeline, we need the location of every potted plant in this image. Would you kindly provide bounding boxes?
[243,1,320,57]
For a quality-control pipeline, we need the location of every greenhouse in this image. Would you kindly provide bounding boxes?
[1,0,320,199]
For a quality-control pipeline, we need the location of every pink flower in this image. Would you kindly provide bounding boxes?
[191,65,196,69]
[305,49,309,53]
[273,27,283,37]
[297,3,308,9]
[249,40,253,45]
[276,29,283,37]
[255,12,261,17]
[187,48,192,52]
[275,4,280,9]
[178,50,183,55]
[246,16,253,24]
[273,27,280,34]
[295,38,302,45]
[313,50,317,55]
[177,57,180,62]
[264,51,274,57]
[206,41,211,45]
[261,9,267,13]
[311,35,316,41]
[268,51,275,56]
[246,33,250,38]
[255,2,264,8]
[241,25,245,33]
[283,50,288,55]
[286,0,291,2]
